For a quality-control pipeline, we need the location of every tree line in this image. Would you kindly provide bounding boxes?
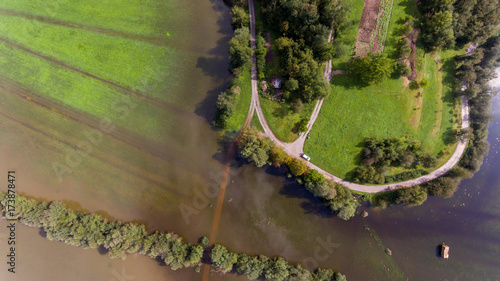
[418,0,500,51]
[238,127,359,220]
[0,192,347,281]
[214,3,252,129]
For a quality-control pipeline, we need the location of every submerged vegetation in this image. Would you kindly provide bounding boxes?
[0,193,347,281]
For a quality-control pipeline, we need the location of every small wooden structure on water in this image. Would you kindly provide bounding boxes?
[440,243,450,259]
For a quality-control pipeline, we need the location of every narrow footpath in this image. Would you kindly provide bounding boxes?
[248,0,470,193]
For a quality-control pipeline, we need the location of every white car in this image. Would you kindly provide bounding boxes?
[301,154,311,161]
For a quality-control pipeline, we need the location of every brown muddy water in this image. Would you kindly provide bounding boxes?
[1,1,500,281]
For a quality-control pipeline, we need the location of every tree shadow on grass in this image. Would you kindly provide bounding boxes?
[330,73,366,90]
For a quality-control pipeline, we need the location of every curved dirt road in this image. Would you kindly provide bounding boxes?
[248,0,469,193]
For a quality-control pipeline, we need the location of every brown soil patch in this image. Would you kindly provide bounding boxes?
[354,0,381,57]
[407,28,419,81]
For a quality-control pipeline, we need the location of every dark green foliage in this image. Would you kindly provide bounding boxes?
[213,91,236,128]
[385,170,427,183]
[425,177,459,198]
[231,6,249,29]
[259,0,346,102]
[298,119,308,132]
[256,34,268,79]
[395,186,428,206]
[238,127,272,167]
[229,27,252,71]
[293,98,304,113]
[210,244,238,274]
[263,257,290,281]
[304,180,337,200]
[199,236,210,246]
[349,53,394,85]
[327,183,359,220]
[453,0,500,45]
[418,0,455,50]
[352,165,385,184]
[409,80,420,90]
[235,254,266,280]
[420,153,438,168]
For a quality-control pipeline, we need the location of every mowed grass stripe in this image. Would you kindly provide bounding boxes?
[0,41,176,141]
[0,15,193,101]
[0,8,172,47]
[0,0,180,38]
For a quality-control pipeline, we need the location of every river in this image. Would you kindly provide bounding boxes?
[1,1,500,281]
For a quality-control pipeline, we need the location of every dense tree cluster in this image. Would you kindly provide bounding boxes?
[348,53,394,85]
[238,128,359,220]
[418,0,455,51]
[418,0,500,50]
[259,0,350,102]
[211,244,348,281]
[1,193,349,280]
[452,0,500,46]
[350,137,439,184]
[455,35,499,173]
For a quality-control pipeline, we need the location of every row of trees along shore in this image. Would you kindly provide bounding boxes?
[0,193,347,281]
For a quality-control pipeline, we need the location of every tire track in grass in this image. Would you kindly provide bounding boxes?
[0,77,200,195]
[0,8,171,47]
[0,37,188,117]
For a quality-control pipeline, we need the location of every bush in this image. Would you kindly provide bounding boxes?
[395,186,428,206]
[420,78,429,88]
[424,177,459,199]
[409,80,420,90]
[230,6,249,29]
[349,53,394,85]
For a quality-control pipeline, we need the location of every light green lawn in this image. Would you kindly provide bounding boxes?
[225,67,253,133]
[0,41,175,140]
[260,97,316,142]
[331,0,364,70]
[304,0,457,179]
[0,15,190,101]
[0,0,178,37]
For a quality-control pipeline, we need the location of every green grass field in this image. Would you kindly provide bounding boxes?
[224,67,253,133]
[260,97,316,142]
[304,0,459,179]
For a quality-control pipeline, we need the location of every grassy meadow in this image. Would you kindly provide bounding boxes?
[304,0,459,178]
